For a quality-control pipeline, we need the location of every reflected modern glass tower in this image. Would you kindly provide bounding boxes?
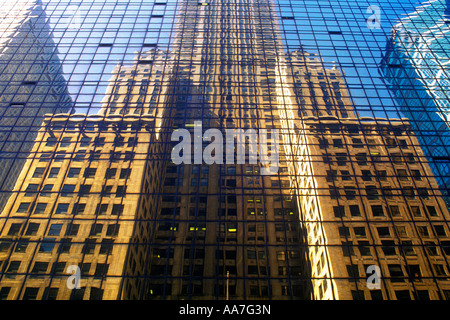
[1,0,450,301]
[0,0,73,212]
[381,0,450,208]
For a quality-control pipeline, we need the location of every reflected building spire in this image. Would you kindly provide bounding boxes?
[0,0,72,213]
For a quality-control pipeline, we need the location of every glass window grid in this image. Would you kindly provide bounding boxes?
[0,0,448,301]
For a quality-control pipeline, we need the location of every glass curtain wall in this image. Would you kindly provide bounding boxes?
[0,0,449,301]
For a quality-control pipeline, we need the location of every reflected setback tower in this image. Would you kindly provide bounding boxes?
[0,0,73,212]
[0,46,175,300]
[119,0,314,300]
[120,0,450,300]
[280,41,450,299]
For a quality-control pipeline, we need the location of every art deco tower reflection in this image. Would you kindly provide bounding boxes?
[120,0,314,300]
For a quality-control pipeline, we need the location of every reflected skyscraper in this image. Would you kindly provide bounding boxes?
[0,0,73,212]
[277,41,450,300]
[381,0,450,208]
[105,0,313,300]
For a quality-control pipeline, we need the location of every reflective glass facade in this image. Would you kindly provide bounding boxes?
[0,0,450,301]
[381,0,450,207]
